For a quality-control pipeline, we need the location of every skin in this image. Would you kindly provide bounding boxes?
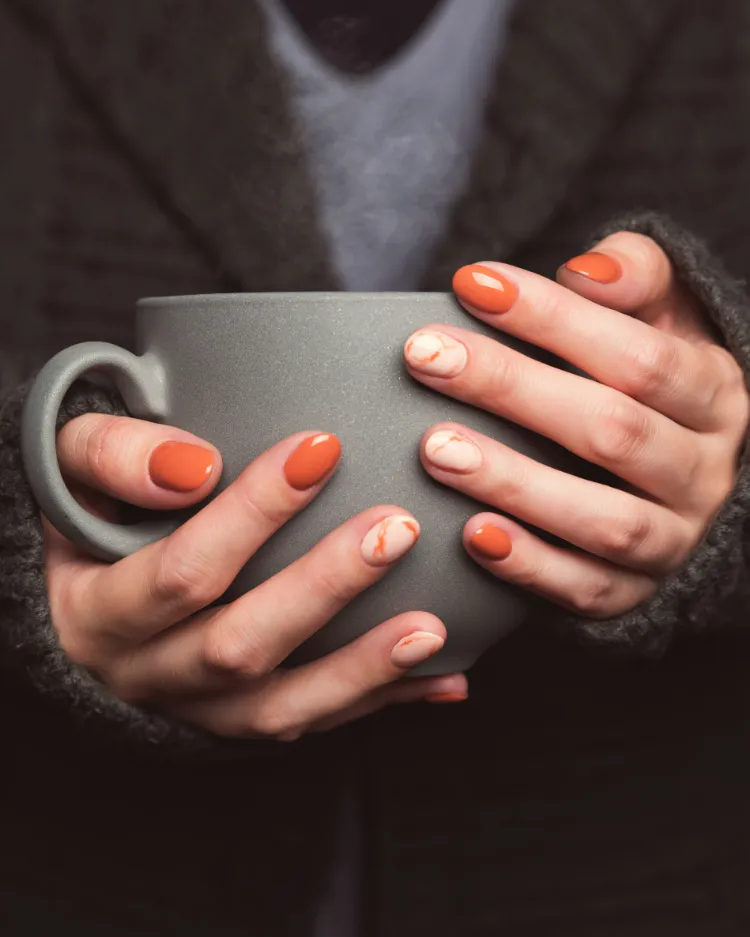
[408,232,749,615]
[45,232,749,738]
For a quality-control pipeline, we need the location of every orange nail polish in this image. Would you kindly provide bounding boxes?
[470,524,513,560]
[564,251,622,284]
[425,691,468,703]
[149,441,215,492]
[284,433,342,490]
[452,264,518,314]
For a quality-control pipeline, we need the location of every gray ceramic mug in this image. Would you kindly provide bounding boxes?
[22,292,594,675]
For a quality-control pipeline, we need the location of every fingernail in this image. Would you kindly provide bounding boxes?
[564,251,622,284]
[470,524,513,560]
[424,430,482,473]
[391,631,445,668]
[149,441,215,492]
[361,515,420,566]
[425,691,468,704]
[284,433,342,490]
[452,263,518,314]
[404,330,468,377]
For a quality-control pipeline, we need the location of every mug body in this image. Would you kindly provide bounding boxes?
[136,292,578,674]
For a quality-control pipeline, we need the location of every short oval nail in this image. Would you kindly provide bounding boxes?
[361,515,420,566]
[452,263,518,314]
[424,430,482,473]
[149,441,216,492]
[564,251,622,284]
[470,524,513,560]
[425,691,468,704]
[284,433,342,490]
[391,631,445,668]
[404,330,468,377]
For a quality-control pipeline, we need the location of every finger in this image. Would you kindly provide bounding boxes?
[57,413,222,509]
[111,507,422,697]
[420,423,694,574]
[73,431,342,647]
[558,231,712,341]
[449,259,728,432]
[404,323,700,505]
[463,513,655,618]
[308,672,469,736]
[204,507,421,677]
[173,611,450,738]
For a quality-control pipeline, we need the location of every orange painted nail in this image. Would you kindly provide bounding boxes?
[452,263,518,314]
[470,524,513,560]
[284,433,342,490]
[564,251,622,284]
[149,441,215,492]
[425,691,468,704]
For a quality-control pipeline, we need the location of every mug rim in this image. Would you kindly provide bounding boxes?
[137,291,452,307]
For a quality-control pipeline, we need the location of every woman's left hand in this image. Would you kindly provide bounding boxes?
[404,232,749,618]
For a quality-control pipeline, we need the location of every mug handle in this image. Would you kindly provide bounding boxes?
[21,341,181,562]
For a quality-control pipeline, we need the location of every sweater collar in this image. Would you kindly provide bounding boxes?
[17,0,678,289]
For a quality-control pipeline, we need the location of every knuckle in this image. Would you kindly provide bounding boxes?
[508,555,544,591]
[720,354,750,422]
[232,475,292,531]
[311,566,361,608]
[623,338,679,399]
[247,705,304,742]
[593,509,652,563]
[494,464,529,513]
[84,416,131,481]
[483,352,519,405]
[570,572,619,618]
[712,345,745,391]
[150,542,220,611]
[202,618,274,679]
[587,398,649,467]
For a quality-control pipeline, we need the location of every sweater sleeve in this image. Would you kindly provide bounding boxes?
[563,211,750,659]
[0,379,227,755]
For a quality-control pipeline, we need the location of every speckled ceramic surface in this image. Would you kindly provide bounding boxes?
[22,293,596,674]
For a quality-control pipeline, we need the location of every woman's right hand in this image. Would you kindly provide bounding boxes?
[44,414,466,739]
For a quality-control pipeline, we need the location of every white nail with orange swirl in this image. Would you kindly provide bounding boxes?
[361,515,421,566]
[404,330,468,377]
[424,430,483,473]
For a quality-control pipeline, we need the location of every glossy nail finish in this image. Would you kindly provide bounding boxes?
[564,251,622,283]
[284,433,342,490]
[452,264,518,314]
[470,524,513,560]
[391,631,445,668]
[404,330,468,377]
[424,430,482,473]
[149,441,215,492]
[361,515,420,566]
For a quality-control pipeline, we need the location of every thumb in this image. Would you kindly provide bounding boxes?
[55,413,222,511]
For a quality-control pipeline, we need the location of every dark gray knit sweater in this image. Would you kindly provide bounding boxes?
[2,2,750,935]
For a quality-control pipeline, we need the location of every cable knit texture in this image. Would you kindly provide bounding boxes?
[4,3,750,936]
[564,212,750,657]
[1,212,749,749]
[0,380,224,753]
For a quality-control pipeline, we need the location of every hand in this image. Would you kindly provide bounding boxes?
[46,417,466,739]
[404,232,749,617]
